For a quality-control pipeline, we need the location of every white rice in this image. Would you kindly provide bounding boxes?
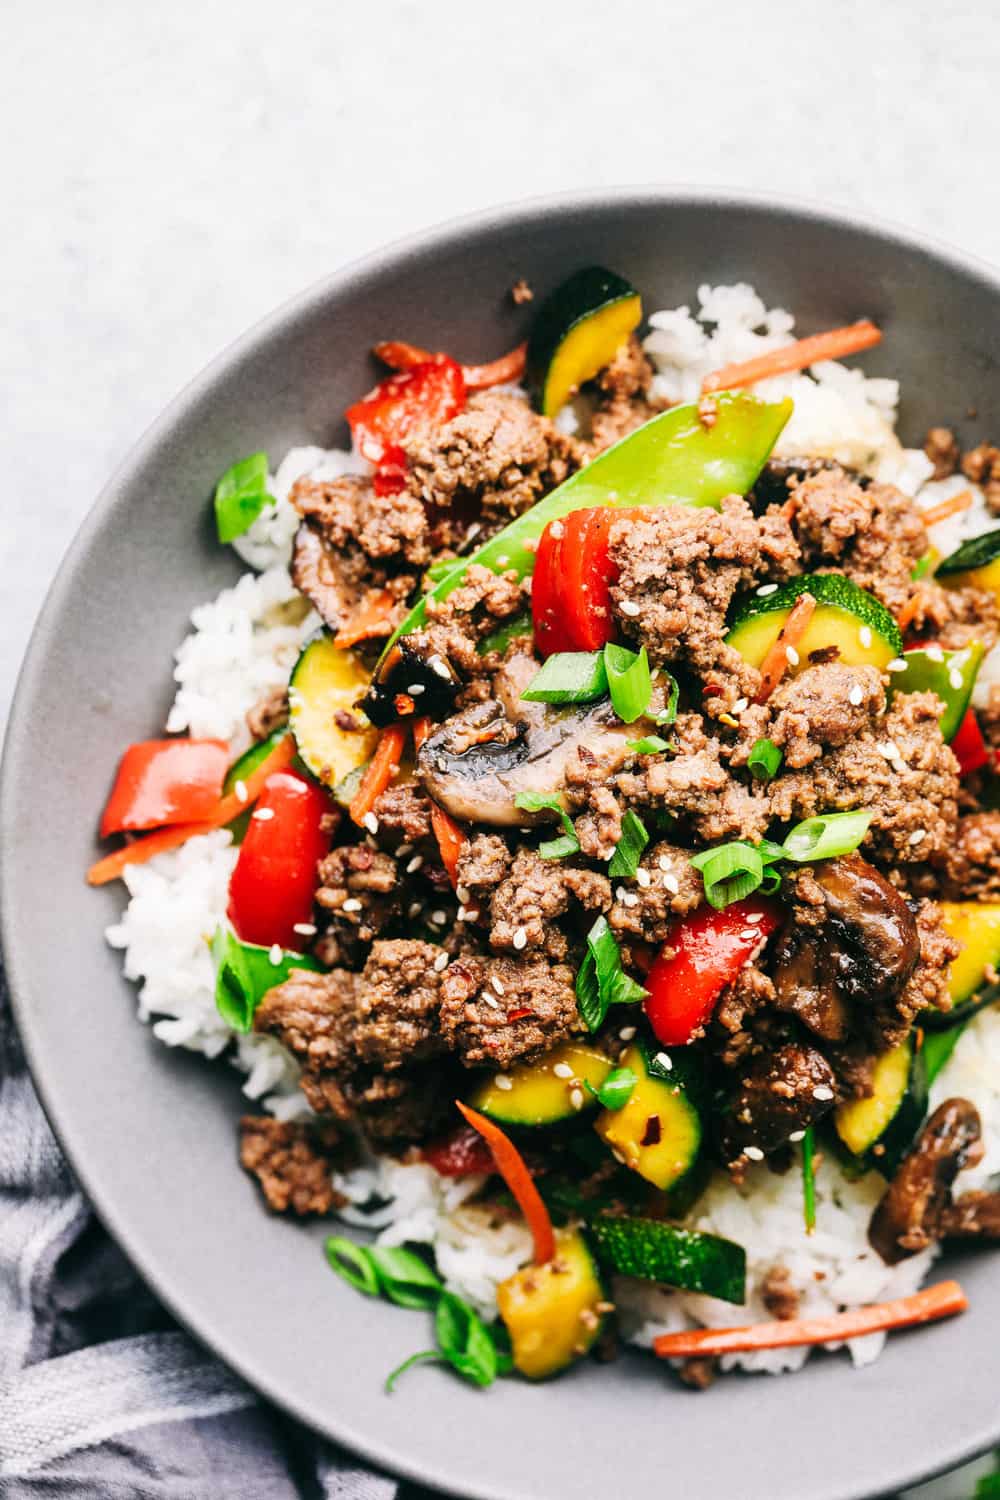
[106,282,1000,1378]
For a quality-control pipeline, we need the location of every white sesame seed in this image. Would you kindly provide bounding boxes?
[619,599,641,618]
[636,868,651,888]
[658,855,672,872]
[756,583,779,597]
[622,892,640,908]
[848,684,864,706]
[495,1075,513,1091]
[430,909,447,925]
[879,740,901,760]
[788,1129,806,1143]
[926,644,945,663]
[429,655,452,680]
[949,668,965,691]
[570,1087,585,1111]
[293,922,317,937]
[513,927,527,950]
[654,1051,673,1071]
[234,779,249,803]
[663,872,680,895]
[739,930,759,942]
[744,1146,765,1162]
[491,975,506,997]
[550,520,565,539]
[611,1148,627,1165]
[813,1085,835,1102]
[909,828,927,845]
[483,992,501,1010]
[433,951,449,972]
[252,806,275,822]
[408,902,422,919]
[406,855,423,873]
[859,625,873,649]
[456,884,471,905]
[342,898,363,913]
[785,645,800,667]
[456,906,468,922]
[886,657,908,673]
[553,1062,574,1079]
[396,844,413,858]
[619,1026,637,1041]
[363,811,379,835]
[407,683,426,697]
[732,697,749,714]
[466,524,481,541]
[268,943,283,965]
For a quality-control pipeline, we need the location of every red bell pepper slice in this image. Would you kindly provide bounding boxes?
[643,896,783,1047]
[421,1125,496,1178]
[99,739,230,838]
[951,707,990,777]
[227,770,333,951]
[345,357,466,483]
[532,507,643,656]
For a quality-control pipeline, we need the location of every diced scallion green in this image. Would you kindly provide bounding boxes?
[214,452,271,543]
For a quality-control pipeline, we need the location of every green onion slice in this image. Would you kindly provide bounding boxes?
[781,810,873,863]
[627,735,671,755]
[214,452,271,543]
[608,809,649,879]
[801,1127,817,1233]
[747,737,783,783]
[586,1066,637,1111]
[689,840,775,910]
[521,651,608,704]
[657,671,680,726]
[604,642,653,723]
[325,1236,380,1296]
[576,915,648,1032]
[513,791,580,860]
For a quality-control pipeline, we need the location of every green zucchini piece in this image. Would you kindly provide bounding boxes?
[526,267,643,418]
[834,1034,927,1176]
[921,981,1000,1032]
[590,1213,746,1305]
[468,1043,613,1128]
[594,1042,702,1193]
[890,643,985,742]
[938,901,1000,1005]
[496,1228,606,1379]
[923,1026,964,1086]
[368,393,793,715]
[288,632,378,788]
[726,573,902,675]
[937,527,1000,601]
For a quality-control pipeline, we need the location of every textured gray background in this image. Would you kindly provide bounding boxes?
[2,0,997,1493]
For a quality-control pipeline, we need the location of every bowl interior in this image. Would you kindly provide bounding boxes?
[4,191,999,1500]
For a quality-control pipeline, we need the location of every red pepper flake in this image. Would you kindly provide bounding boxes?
[702,682,723,698]
[394,693,416,716]
[506,1007,535,1022]
[641,1115,662,1147]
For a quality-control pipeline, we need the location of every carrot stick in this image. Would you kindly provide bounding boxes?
[373,339,527,391]
[87,733,296,885]
[348,725,407,827]
[702,320,882,394]
[332,588,398,649]
[652,1280,967,1359]
[754,592,816,703]
[920,488,973,528]
[456,1102,556,1265]
[412,716,432,750]
[896,593,923,635]
[430,804,468,890]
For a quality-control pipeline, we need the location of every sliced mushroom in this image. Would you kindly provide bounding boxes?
[869,1098,984,1264]
[291,521,362,631]
[940,1189,1000,1240]
[717,1041,837,1163]
[772,856,920,1044]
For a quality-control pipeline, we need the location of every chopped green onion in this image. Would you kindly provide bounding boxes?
[214,452,271,543]
[325,1236,381,1296]
[747,737,783,783]
[211,925,322,1032]
[689,840,775,910]
[657,671,680,726]
[521,651,608,703]
[781,810,872,863]
[910,550,937,582]
[366,1246,443,1309]
[801,1127,817,1234]
[604,642,653,723]
[576,916,647,1032]
[608,810,649,879]
[586,1066,637,1111]
[627,735,671,755]
[513,791,580,861]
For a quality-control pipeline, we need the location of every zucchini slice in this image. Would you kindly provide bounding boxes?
[526,267,642,418]
[937,528,1000,602]
[496,1228,606,1379]
[890,642,984,742]
[834,1034,927,1175]
[288,632,378,788]
[590,1213,746,1305]
[467,1043,613,1128]
[594,1043,702,1193]
[726,573,902,676]
[938,901,1000,1005]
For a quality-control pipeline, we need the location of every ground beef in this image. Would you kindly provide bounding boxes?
[253,968,362,1118]
[761,1264,800,1321]
[962,443,1000,513]
[455,833,513,903]
[714,964,778,1062]
[563,743,631,860]
[487,848,610,960]
[901,899,961,1016]
[739,663,885,770]
[245,686,289,742]
[293,473,431,568]
[767,691,959,865]
[345,1063,460,1147]
[587,336,663,454]
[351,939,447,1070]
[314,844,404,963]
[404,390,580,528]
[928,812,1000,900]
[757,504,803,579]
[608,840,703,945]
[718,1042,837,1164]
[403,564,531,689]
[789,467,926,613]
[617,713,771,845]
[438,953,582,1067]
[607,497,763,698]
[904,580,1000,651]
[677,1356,718,1390]
[371,782,434,845]
[239,1116,347,1216]
[924,427,960,481]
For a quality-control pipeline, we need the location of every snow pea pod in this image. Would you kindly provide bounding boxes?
[891,642,985,742]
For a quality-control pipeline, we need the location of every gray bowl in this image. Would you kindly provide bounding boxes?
[3,188,999,1500]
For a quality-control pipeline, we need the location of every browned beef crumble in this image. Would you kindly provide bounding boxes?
[245,686,289,742]
[402,564,531,691]
[313,844,404,965]
[736,663,885,771]
[904,579,1000,652]
[438,953,582,1067]
[617,713,771,846]
[239,1116,347,1216]
[761,1264,800,1321]
[962,442,1000,512]
[719,1042,838,1164]
[486,848,611,960]
[678,1356,718,1391]
[608,841,704,945]
[788,467,926,614]
[923,427,960,481]
[455,833,513,902]
[587,336,664,454]
[370,782,435,844]
[926,812,1000,900]
[253,967,362,1115]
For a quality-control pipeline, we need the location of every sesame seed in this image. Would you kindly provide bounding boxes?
[886,657,908,673]
[429,655,452,680]
[859,625,873,649]
[252,806,275,821]
[654,1051,673,1071]
[619,1026,637,1041]
[491,975,506,997]
[513,927,527,950]
[406,855,423,873]
[926,644,945,663]
[745,912,763,924]
[396,844,413,858]
[483,992,501,1010]
[408,902,422,919]
[949,668,964,691]
[788,1129,806,1143]
[553,1062,574,1079]
[456,906,468,922]
[494,1075,513,1092]
[878,740,901,760]
[466,524,481,541]
[293,922,317,937]
[732,697,749,714]
[342,898,363,913]
[636,868,651,888]
[456,884,471,905]
[663,872,680,895]
[234,779,249,803]
[268,943,283,965]
[430,909,447,925]
[611,1148,627,1165]
[433,951,449,972]
[744,1146,765,1162]
[813,1085,835,1102]
[757,583,779,597]
[570,1087,585,1111]
[550,520,565,540]
[739,930,759,942]
[619,599,641,618]
[785,645,800,667]
[407,683,426,696]
[909,828,927,845]
[622,892,640,908]
[658,855,672,872]
[363,811,379,835]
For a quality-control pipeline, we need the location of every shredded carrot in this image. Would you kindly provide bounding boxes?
[413,717,469,890]
[896,593,923,635]
[754,592,816,703]
[920,488,974,528]
[87,734,297,885]
[348,725,406,827]
[373,338,527,391]
[456,1102,556,1265]
[653,1279,967,1359]
[702,320,882,394]
[332,588,398,649]
[412,716,432,750]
